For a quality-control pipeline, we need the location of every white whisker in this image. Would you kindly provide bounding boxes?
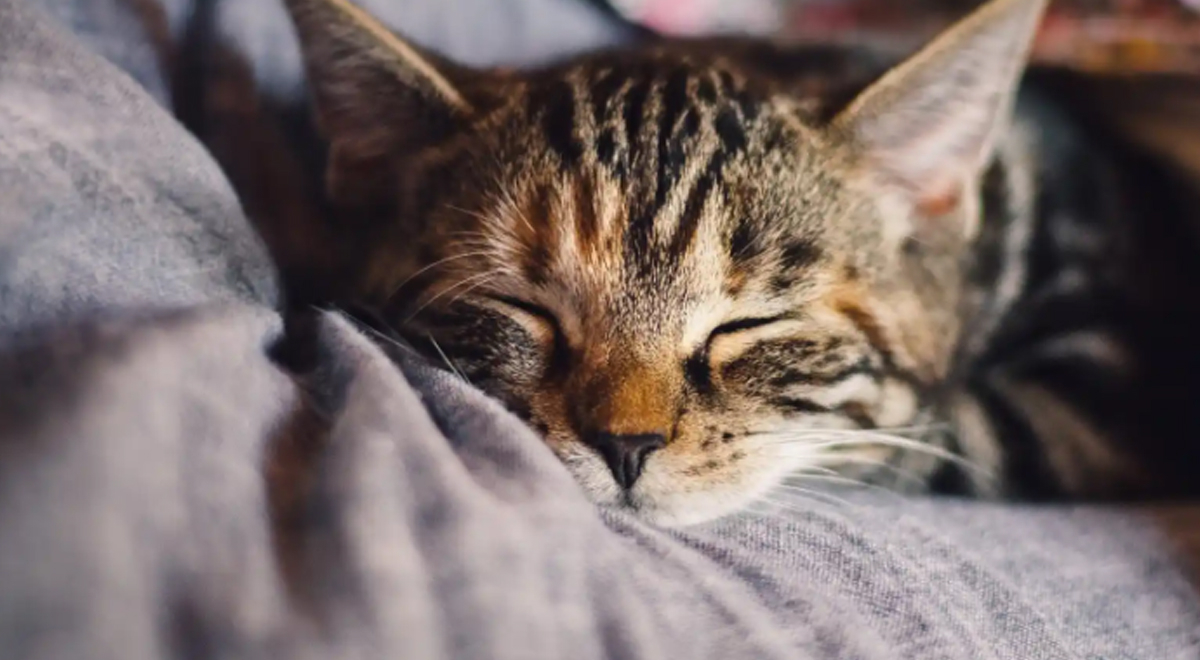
[769,484,858,508]
[744,424,992,485]
[387,250,497,301]
[338,311,423,359]
[488,186,538,238]
[757,430,984,473]
[755,492,846,515]
[808,454,932,488]
[785,472,903,499]
[427,334,469,384]
[445,203,517,236]
[818,436,987,477]
[752,423,945,439]
[446,230,507,246]
[404,269,503,322]
[445,273,502,308]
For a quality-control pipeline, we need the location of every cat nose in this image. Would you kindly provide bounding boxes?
[585,432,665,490]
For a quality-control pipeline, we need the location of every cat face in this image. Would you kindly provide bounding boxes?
[284,0,1047,524]
[390,77,909,525]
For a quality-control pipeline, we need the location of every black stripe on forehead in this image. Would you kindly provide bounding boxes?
[621,78,652,150]
[654,68,692,213]
[631,108,758,271]
[597,129,618,170]
[780,239,821,269]
[697,73,718,102]
[774,232,825,294]
[664,102,755,259]
[574,174,600,248]
[590,69,625,123]
[537,79,583,167]
[668,138,725,257]
[713,105,747,152]
[526,57,763,278]
[728,220,766,263]
[622,70,672,262]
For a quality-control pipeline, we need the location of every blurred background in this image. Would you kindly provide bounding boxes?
[601,0,1200,73]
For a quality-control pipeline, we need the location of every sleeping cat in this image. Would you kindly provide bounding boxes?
[280,0,1200,525]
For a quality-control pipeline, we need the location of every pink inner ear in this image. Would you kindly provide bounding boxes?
[870,151,967,218]
[915,181,963,218]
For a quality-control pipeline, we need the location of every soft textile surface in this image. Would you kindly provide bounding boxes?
[2,0,1200,658]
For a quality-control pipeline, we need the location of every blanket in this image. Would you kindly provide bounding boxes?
[2,0,1200,658]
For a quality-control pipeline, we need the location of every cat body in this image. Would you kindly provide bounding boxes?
[280,0,1200,524]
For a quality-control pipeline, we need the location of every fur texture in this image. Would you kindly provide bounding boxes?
[281,0,1200,525]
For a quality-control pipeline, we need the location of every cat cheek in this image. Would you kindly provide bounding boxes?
[511,313,556,348]
[519,385,578,442]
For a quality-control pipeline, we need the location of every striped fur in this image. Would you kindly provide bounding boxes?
[284,0,1200,525]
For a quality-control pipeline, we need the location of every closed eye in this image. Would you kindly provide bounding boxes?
[709,315,788,340]
[487,295,560,328]
[485,294,570,350]
[487,294,571,375]
[686,315,791,389]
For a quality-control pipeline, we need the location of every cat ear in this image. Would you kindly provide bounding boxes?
[282,0,477,207]
[831,0,1047,216]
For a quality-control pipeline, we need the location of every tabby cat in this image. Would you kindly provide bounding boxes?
[281,0,1200,525]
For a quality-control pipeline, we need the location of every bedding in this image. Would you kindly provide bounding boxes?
[2,0,1200,658]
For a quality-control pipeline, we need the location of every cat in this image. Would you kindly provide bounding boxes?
[279,0,1200,525]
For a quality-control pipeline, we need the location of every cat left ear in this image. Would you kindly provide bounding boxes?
[282,0,479,208]
[831,0,1047,217]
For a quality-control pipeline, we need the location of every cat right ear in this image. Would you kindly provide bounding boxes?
[282,0,477,207]
[830,0,1046,225]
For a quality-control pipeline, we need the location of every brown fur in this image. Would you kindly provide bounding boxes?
[276,0,1082,524]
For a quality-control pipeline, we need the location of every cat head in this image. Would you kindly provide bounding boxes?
[284,0,1046,525]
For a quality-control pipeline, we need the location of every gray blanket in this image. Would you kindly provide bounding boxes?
[2,0,1200,658]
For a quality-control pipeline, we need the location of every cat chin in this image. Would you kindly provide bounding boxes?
[624,495,756,528]
[566,462,759,526]
[565,448,811,527]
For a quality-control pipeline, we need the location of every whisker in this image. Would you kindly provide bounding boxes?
[750,428,992,485]
[807,454,933,488]
[427,334,469,384]
[769,484,858,508]
[487,187,539,238]
[788,465,842,479]
[745,501,805,519]
[343,314,423,359]
[785,472,903,499]
[754,440,932,489]
[445,273,502,308]
[445,203,515,234]
[756,430,985,475]
[445,230,507,245]
[759,435,920,452]
[746,498,817,517]
[387,250,498,301]
[404,269,503,322]
[786,467,855,485]
[753,494,845,517]
[817,436,988,477]
[747,423,946,440]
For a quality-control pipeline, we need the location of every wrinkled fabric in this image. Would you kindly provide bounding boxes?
[0,0,276,335]
[2,0,1200,658]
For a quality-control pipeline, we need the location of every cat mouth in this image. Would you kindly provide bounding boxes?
[586,464,785,527]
